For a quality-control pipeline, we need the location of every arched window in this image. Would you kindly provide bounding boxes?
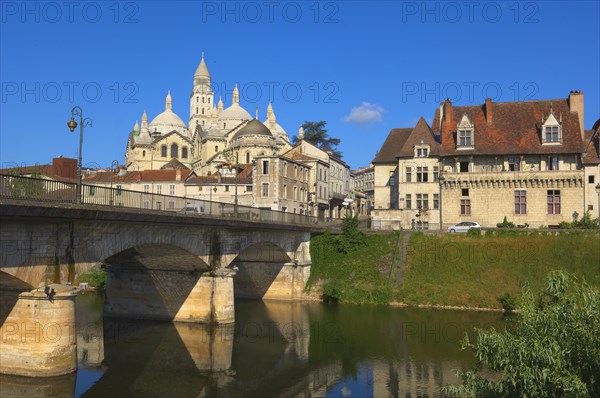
[246,152,250,164]
[208,97,211,103]
[161,145,167,157]
[202,120,205,126]
[171,143,178,158]
[223,123,226,129]
[202,97,205,103]
[142,150,146,157]
[215,145,218,153]
[202,108,204,115]
[182,146,188,159]
[196,96,199,103]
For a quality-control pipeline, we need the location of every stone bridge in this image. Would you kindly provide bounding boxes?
[0,199,322,377]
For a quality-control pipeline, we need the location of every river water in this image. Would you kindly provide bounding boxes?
[1,293,504,397]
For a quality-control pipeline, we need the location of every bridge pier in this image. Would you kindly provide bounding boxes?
[0,284,78,377]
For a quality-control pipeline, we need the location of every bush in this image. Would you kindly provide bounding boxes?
[337,215,367,254]
[497,216,516,228]
[498,292,517,312]
[77,267,107,289]
[466,227,482,237]
[444,271,600,397]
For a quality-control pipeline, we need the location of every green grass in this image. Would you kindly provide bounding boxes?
[396,232,600,309]
[308,230,600,308]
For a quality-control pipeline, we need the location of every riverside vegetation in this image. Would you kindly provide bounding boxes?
[308,217,600,309]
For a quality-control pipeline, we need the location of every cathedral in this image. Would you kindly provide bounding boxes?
[125,53,293,174]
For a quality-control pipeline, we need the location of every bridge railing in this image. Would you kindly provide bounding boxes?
[0,174,319,225]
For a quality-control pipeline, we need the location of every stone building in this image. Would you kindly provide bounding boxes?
[125,54,292,175]
[353,165,374,215]
[372,91,598,229]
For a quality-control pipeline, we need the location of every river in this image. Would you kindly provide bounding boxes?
[0,293,504,397]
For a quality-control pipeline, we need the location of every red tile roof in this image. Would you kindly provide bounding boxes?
[372,128,413,163]
[84,169,191,183]
[582,129,600,165]
[438,98,584,156]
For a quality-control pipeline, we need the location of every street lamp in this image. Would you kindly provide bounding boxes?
[67,106,92,204]
[109,160,119,206]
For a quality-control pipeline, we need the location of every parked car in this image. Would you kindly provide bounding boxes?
[179,206,202,214]
[447,221,481,233]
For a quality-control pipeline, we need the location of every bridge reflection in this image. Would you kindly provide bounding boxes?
[1,295,504,397]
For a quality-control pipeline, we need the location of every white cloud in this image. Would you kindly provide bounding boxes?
[343,102,385,125]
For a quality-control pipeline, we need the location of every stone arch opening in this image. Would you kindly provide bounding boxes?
[230,242,292,299]
[103,244,211,322]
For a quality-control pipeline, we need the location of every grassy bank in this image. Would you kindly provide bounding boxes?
[308,230,600,309]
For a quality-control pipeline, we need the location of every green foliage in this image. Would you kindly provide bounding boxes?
[466,227,482,237]
[444,271,600,397]
[558,212,600,230]
[292,121,343,158]
[77,267,107,289]
[497,216,516,228]
[7,169,46,198]
[497,292,517,312]
[337,215,367,254]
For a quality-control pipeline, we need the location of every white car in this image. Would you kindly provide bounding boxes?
[447,221,481,233]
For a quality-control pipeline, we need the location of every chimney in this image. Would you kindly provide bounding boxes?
[52,157,77,179]
[568,90,584,138]
[443,98,454,124]
[485,98,493,126]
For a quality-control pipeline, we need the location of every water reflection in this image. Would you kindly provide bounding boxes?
[2,293,505,397]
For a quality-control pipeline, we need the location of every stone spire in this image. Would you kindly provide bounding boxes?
[218,96,224,112]
[166,90,172,111]
[194,52,210,79]
[141,110,149,133]
[232,84,240,105]
[267,102,276,131]
[133,121,139,131]
[298,126,305,140]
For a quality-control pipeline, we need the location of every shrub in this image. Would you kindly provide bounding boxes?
[77,267,107,289]
[498,292,517,312]
[466,227,482,237]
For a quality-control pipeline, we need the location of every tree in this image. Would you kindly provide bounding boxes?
[444,270,600,398]
[7,168,46,199]
[293,121,342,158]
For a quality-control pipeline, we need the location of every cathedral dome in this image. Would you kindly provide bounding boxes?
[263,120,289,140]
[233,119,273,139]
[149,91,188,134]
[218,103,252,122]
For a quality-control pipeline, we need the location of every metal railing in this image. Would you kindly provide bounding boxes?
[0,174,320,226]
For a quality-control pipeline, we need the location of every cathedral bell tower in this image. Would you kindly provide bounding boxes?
[189,52,214,131]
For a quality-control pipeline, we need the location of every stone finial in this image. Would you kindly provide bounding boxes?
[218,96,224,111]
[232,84,239,105]
[255,106,259,119]
[166,91,173,111]
[298,126,305,140]
[133,121,139,131]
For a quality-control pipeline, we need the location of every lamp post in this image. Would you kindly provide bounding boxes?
[209,185,217,215]
[109,160,119,206]
[67,106,92,204]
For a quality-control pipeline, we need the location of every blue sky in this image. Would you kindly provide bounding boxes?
[1,1,599,170]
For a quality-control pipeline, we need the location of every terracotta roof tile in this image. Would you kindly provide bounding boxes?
[582,129,600,165]
[372,128,413,163]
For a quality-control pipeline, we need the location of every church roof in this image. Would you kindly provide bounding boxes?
[194,53,210,78]
[233,119,273,139]
[160,158,190,170]
[218,103,252,122]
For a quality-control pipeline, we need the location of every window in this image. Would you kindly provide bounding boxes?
[460,199,471,215]
[155,201,162,210]
[143,184,150,193]
[215,145,218,153]
[548,156,559,171]
[589,205,594,211]
[142,150,146,157]
[547,190,560,214]
[89,186,96,196]
[224,185,229,192]
[182,147,188,159]
[416,194,429,209]
[246,185,252,191]
[389,171,395,186]
[508,157,520,171]
[294,186,297,200]
[161,145,167,157]
[246,152,250,164]
[589,176,596,184]
[262,183,269,197]
[515,190,526,214]
[143,201,150,209]
[433,193,439,209]
[458,130,473,146]
[459,161,469,173]
[169,185,175,195]
[116,185,122,196]
[545,126,559,142]
[433,166,439,182]
[319,186,322,198]
[156,185,162,194]
[262,160,269,175]
[417,148,428,157]
[417,167,429,182]
[170,143,178,158]
[461,188,469,197]
[283,184,287,198]
[168,201,175,209]
[406,194,412,209]
[406,167,412,182]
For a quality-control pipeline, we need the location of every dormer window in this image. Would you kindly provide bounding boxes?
[541,111,562,144]
[415,141,430,158]
[457,114,474,149]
